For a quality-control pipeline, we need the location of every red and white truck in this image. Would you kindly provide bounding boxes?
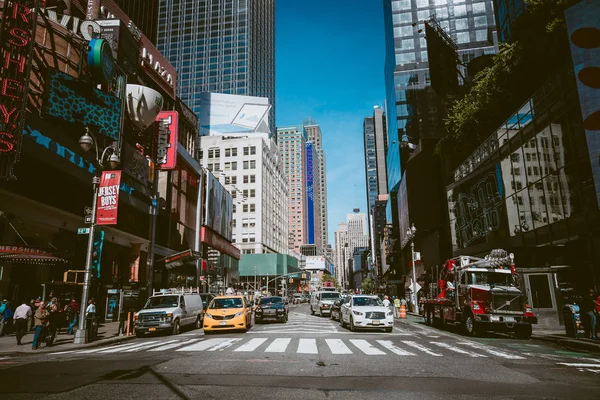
[421,249,537,339]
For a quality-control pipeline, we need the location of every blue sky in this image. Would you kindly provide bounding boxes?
[275,0,386,245]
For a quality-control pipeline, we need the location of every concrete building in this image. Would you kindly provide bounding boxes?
[334,223,350,288]
[304,119,329,251]
[157,0,276,133]
[199,134,288,255]
[277,125,308,252]
[347,210,369,252]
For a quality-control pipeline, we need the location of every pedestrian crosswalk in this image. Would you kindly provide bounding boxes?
[50,336,531,360]
[253,312,338,333]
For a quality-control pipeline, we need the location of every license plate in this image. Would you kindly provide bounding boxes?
[372,320,380,325]
[264,309,275,314]
[503,316,515,322]
[220,321,226,326]
[148,328,156,332]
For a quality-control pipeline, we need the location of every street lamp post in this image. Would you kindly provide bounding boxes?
[74,128,119,345]
[406,223,419,315]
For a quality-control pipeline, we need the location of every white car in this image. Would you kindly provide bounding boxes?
[310,291,340,316]
[340,295,394,332]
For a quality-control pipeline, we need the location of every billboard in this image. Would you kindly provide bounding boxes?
[0,0,39,180]
[198,92,271,136]
[96,170,122,225]
[425,18,459,96]
[566,0,600,208]
[155,111,178,170]
[398,171,410,249]
[205,172,233,241]
[305,142,315,244]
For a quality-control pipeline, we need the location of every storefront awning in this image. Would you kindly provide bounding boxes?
[160,249,200,269]
[0,245,69,265]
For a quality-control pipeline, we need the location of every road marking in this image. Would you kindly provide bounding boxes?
[149,338,200,352]
[458,342,525,360]
[325,338,353,354]
[350,339,386,355]
[76,342,136,354]
[50,350,77,355]
[98,341,158,353]
[234,338,268,352]
[430,342,486,357]
[265,338,291,352]
[557,363,600,368]
[376,340,415,356]
[207,338,242,351]
[124,340,178,352]
[297,338,318,354]
[177,338,229,351]
[401,341,442,356]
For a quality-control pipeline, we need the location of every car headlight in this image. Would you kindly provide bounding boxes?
[472,304,481,311]
[234,311,244,317]
[352,310,364,316]
[165,313,173,322]
[205,313,214,319]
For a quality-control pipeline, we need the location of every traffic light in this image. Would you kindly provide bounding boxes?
[91,230,105,278]
[63,270,85,285]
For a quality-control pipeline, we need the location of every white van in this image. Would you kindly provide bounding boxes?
[310,291,341,317]
[134,290,204,336]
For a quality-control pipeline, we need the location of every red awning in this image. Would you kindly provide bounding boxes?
[0,245,69,265]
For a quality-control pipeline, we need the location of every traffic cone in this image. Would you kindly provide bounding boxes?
[399,304,407,319]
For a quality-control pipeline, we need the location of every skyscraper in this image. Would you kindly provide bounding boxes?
[304,119,329,250]
[334,222,349,288]
[277,125,308,252]
[363,106,388,215]
[157,0,276,132]
[114,0,160,44]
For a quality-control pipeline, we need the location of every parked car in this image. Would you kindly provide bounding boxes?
[339,295,394,332]
[330,298,343,321]
[255,296,288,323]
[310,291,341,317]
[203,295,252,333]
[134,291,204,337]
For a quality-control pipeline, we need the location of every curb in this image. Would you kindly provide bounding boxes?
[533,335,600,354]
[0,333,136,357]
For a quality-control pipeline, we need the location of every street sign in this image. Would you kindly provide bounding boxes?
[84,206,93,215]
[199,276,205,281]
[410,282,422,293]
[84,216,92,224]
[77,228,90,235]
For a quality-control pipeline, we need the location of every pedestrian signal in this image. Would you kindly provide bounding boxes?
[63,270,85,285]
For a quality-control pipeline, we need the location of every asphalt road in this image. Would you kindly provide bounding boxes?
[1,304,599,399]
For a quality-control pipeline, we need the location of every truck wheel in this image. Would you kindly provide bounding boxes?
[463,313,477,337]
[515,325,532,340]
[195,316,202,330]
[172,320,180,335]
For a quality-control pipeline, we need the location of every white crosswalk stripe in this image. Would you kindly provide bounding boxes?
[50,336,535,362]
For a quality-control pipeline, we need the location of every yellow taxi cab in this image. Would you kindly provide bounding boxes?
[203,295,252,333]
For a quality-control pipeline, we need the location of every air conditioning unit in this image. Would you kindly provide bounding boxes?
[125,84,164,131]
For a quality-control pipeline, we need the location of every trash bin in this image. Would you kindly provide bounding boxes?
[85,314,99,342]
[563,304,585,338]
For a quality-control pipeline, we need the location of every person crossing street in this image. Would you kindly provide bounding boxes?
[13,300,32,345]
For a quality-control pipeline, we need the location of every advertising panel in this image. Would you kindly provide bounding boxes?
[306,142,315,244]
[96,170,122,225]
[204,172,233,241]
[198,92,271,136]
[0,0,39,179]
[200,227,241,260]
[398,171,410,248]
[155,111,179,170]
[566,0,600,208]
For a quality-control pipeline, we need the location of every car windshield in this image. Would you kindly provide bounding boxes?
[209,297,243,309]
[352,297,384,307]
[468,272,515,286]
[260,297,282,304]
[321,292,340,300]
[143,295,179,309]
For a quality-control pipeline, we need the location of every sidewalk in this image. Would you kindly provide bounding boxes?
[402,312,600,354]
[0,321,136,356]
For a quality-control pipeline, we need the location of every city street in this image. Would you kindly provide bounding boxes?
[0,304,599,399]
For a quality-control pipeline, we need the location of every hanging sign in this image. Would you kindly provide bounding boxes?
[0,0,39,179]
[155,111,178,170]
[96,170,122,225]
[87,38,115,84]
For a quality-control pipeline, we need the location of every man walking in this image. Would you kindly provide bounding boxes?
[32,302,48,350]
[13,300,32,345]
[393,297,401,318]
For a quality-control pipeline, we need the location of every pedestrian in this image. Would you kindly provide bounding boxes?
[393,296,401,318]
[65,300,78,335]
[13,300,32,345]
[86,299,96,315]
[582,289,599,340]
[1,302,14,336]
[32,302,48,350]
[0,298,7,335]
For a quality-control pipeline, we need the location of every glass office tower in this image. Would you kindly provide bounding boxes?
[157,0,276,133]
[383,0,497,199]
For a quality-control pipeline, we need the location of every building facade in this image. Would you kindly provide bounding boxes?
[199,134,288,255]
[277,125,308,252]
[304,120,329,251]
[114,0,160,44]
[157,0,276,132]
[334,223,349,288]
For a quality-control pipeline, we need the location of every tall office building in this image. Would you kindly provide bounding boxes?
[364,106,388,214]
[277,125,308,252]
[334,223,349,288]
[347,210,369,252]
[383,0,497,194]
[493,0,526,43]
[199,134,288,254]
[114,0,160,44]
[157,0,276,132]
[304,119,329,250]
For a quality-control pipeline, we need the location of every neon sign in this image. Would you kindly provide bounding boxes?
[0,0,39,179]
